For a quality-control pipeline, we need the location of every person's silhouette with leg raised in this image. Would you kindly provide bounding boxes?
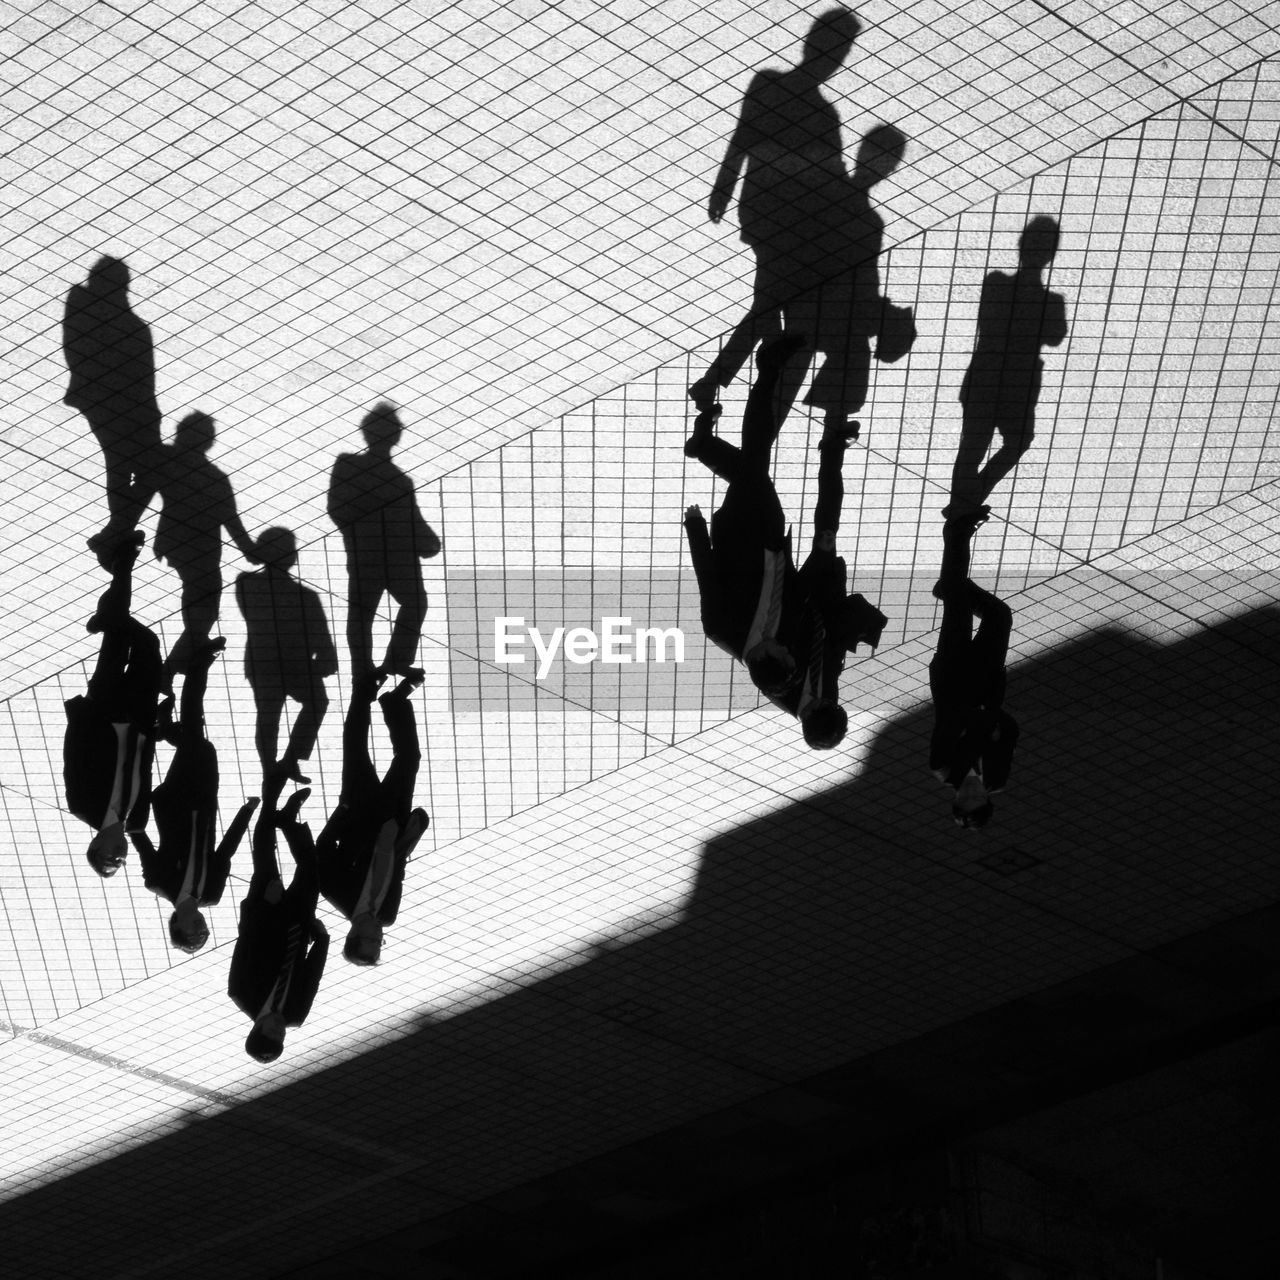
[947,216,1067,516]
[691,8,863,416]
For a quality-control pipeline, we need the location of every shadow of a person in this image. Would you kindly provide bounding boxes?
[928,511,1018,827]
[63,530,162,878]
[946,216,1068,516]
[314,668,430,969]
[790,123,914,441]
[129,637,259,953]
[152,411,259,691]
[61,257,163,561]
[327,403,441,681]
[234,527,337,786]
[684,333,886,748]
[690,7,862,411]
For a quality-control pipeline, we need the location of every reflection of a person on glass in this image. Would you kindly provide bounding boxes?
[684,333,886,750]
[946,216,1067,517]
[130,637,258,953]
[690,7,862,410]
[231,774,328,1064]
[63,531,161,877]
[929,510,1018,828]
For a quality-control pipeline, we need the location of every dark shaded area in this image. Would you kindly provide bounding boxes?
[327,402,441,680]
[13,608,1280,1278]
[62,256,162,550]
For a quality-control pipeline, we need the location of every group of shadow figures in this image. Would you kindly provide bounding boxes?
[58,6,1066,1063]
[682,8,1069,827]
[61,253,440,1063]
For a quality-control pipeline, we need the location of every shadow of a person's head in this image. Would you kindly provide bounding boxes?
[173,410,216,457]
[254,525,298,573]
[86,255,131,297]
[852,123,908,189]
[1019,215,1060,271]
[361,401,404,454]
[801,7,861,81]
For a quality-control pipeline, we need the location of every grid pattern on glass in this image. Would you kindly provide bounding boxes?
[1,0,1279,1271]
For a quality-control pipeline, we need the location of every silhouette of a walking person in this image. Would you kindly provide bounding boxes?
[62,257,163,560]
[929,511,1018,827]
[685,333,885,748]
[235,527,337,786]
[327,403,441,680]
[152,411,259,690]
[63,531,162,877]
[316,669,429,967]
[789,124,913,440]
[946,216,1067,516]
[690,8,863,411]
[765,411,887,750]
[230,774,328,1064]
[685,335,805,687]
[130,637,258,952]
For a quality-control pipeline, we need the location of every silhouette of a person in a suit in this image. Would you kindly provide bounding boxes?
[685,334,885,748]
[947,216,1068,515]
[235,527,337,786]
[685,334,804,685]
[230,775,328,1063]
[690,8,862,410]
[764,417,887,749]
[929,510,1018,827]
[317,669,429,966]
[152,411,259,689]
[129,637,258,952]
[64,532,162,877]
[62,257,164,560]
[327,403,441,680]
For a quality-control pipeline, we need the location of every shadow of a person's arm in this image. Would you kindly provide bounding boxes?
[1041,288,1068,349]
[222,498,260,564]
[709,136,745,224]
[684,504,726,641]
[708,70,771,224]
[326,453,365,529]
[305,586,340,679]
